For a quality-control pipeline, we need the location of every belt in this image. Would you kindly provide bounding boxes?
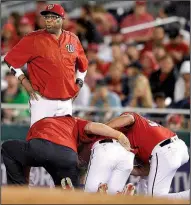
[99,139,116,144]
[98,139,136,154]
[149,136,178,161]
[159,136,178,147]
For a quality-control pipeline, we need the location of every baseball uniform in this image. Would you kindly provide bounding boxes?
[119,112,189,197]
[4,28,88,126]
[78,136,135,194]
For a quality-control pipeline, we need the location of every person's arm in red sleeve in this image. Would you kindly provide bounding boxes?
[77,118,132,151]
[75,38,88,88]
[4,35,39,100]
[73,38,88,100]
[76,38,88,73]
[105,113,135,129]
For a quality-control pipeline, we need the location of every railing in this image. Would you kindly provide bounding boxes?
[103,15,187,44]
[120,16,186,34]
[1,103,189,115]
[1,103,189,131]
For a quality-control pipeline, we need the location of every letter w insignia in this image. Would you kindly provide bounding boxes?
[66,44,75,53]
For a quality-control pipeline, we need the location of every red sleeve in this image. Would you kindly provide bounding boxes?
[4,35,35,68]
[77,118,89,132]
[76,38,88,72]
[77,118,98,143]
[77,118,90,140]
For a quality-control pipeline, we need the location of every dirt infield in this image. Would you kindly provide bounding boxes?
[2,187,190,204]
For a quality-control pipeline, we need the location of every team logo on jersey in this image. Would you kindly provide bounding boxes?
[66,44,75,53]
[47,4,54,10]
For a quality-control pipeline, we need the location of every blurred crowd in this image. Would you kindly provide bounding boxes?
[1,1,190,130]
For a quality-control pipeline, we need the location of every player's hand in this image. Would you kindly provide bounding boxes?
[20,77,39,101]
[117,133,133,152]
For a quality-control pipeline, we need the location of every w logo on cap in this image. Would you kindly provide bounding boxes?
[47,4,54,10]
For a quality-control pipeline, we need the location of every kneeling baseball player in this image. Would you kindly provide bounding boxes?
[78,132,136,194]
[105,112,190,200]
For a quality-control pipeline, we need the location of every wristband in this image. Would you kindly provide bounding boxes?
[76,70,87,81]
[76,78,83,88]
[4,60,24,78]
[11,67,24,78]
[118,132,123,139]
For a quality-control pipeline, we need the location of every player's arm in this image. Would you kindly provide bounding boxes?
[105,113,135,129]
[4,60,38,101]
[4,36,38,100]
[75,38,88,89]
[84,122,132,151]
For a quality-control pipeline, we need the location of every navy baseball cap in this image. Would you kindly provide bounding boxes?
[40,4,65,18]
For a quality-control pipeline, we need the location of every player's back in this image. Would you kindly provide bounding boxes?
[121,112,176,163]
[26,116,79,152]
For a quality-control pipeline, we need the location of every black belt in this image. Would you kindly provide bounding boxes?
[159,136,178,147]
[159,139,171,147]
[99,139,114,144]
[149,136,178,161]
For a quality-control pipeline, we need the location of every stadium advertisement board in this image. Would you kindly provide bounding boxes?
[1,160,190,192]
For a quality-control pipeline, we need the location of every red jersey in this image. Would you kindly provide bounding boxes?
[120,112,176,163]
[5,29,88,100]
[26,116,89,152]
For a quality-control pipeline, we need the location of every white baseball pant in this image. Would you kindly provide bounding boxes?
[136,176,190,200]
[84,139,135,194]
[29,93,72,126]
[148,136,189,197]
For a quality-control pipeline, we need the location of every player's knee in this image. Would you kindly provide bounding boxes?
[151,191,163,197]
[84,182,99,193]
[148,188,166,197]
[108,186,120,195]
